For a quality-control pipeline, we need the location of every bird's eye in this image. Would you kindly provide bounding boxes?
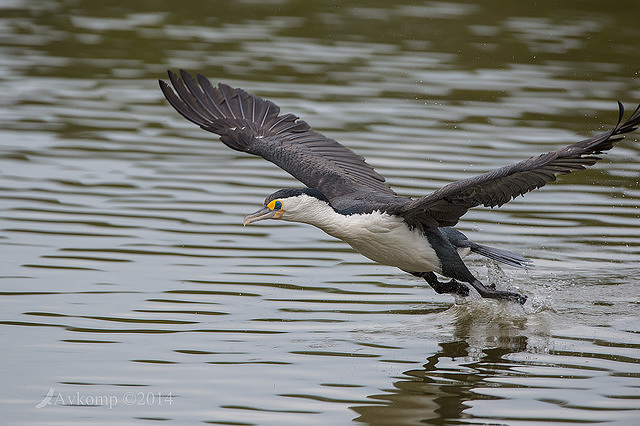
[267,199,283,210]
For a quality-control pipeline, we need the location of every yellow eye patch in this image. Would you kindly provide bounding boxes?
[267,199,283,210]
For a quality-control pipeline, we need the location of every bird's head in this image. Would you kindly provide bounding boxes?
[243,188,332,225]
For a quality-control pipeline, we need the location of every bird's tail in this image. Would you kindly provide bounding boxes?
[440,227,533,269]
[466,241,533,269]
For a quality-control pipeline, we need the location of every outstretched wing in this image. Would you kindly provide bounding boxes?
[159,70,395,200]
[400,102,640,227]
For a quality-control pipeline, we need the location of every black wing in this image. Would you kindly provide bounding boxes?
[159,70,395,200]
[400,102,640,227]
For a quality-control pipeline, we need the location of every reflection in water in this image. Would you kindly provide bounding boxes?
[352,305,532,424]
[352,303,640,425]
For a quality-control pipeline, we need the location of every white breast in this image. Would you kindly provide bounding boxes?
[311,210,441,273]
[280,195,442,273]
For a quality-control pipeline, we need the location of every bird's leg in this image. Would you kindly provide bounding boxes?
[411,272,526,304]
[412,271,470,297]
[466,279,527,304]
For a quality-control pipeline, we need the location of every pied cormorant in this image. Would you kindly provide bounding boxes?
[159,70,640,305]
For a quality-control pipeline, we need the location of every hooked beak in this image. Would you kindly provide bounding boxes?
[243,206,283,225]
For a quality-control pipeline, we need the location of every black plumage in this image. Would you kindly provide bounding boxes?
[400,104,640,227]
[160,70,395,201]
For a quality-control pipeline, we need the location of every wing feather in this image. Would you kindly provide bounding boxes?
[160,70,395,200]
[400,102,640,227]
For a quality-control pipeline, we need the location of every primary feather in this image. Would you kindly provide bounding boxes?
[159,70,395,201]
[400,101,640,227]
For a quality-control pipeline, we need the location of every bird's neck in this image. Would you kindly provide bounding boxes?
[282,196,398,241]
[283,197,347,234]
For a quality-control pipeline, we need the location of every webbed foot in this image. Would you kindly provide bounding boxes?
[468,280,527,304]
